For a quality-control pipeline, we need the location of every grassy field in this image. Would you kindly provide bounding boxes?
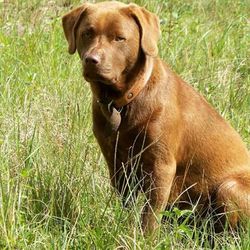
[0,0,249,249]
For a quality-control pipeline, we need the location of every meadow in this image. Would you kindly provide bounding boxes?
[0,0,249,249]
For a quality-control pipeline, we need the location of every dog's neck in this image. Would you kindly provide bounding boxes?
[95,55,154,109]
[113,55,154,108]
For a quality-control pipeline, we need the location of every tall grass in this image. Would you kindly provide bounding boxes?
[0,0,249,249]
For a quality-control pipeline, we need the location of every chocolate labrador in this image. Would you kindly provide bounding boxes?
[62,1,250,234]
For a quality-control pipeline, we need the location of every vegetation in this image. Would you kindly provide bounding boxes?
[0,0,249,248]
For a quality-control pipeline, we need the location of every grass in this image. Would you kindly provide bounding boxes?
[0,0,249,249]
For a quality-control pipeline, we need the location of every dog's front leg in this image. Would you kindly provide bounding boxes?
[94,132,139,205]
[142,160,176,235]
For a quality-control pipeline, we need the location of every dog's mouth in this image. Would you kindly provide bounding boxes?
[83,71,118,86]
[95,79,114,86]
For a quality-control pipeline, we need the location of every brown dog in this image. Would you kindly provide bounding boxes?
[62,1,250,234]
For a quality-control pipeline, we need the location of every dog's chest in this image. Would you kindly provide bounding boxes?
[96,120,148,162]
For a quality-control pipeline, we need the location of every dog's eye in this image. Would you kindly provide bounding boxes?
[83,32,92,38]
[114,36,126,42]
[83,29,94,39]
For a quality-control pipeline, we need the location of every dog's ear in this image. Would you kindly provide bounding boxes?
[62,4,89,54]
[127,4,161,57]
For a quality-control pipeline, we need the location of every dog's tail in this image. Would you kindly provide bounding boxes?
[217,173,250,227]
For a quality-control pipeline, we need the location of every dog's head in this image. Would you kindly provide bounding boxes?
[62,1,160,95]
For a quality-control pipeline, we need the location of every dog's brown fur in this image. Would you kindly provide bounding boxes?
[62,1,250,234]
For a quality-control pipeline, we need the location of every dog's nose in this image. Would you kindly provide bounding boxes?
[85,54,100,65]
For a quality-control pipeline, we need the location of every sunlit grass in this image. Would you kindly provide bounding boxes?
[0,0,249,248]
